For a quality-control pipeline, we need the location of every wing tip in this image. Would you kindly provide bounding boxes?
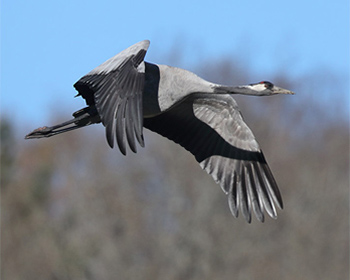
[140,39,150,50]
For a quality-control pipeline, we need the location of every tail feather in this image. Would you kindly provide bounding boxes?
[25,106,100,139]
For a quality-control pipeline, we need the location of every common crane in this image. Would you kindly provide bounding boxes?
[26,40,294,223]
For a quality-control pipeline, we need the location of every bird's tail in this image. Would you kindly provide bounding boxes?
[25,106,100,139]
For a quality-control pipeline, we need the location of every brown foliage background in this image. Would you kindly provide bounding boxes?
[1,55,349,279]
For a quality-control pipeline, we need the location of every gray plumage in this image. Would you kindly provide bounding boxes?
[26,40,294,223]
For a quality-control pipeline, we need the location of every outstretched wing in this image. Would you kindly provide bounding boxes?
[74,40,150,154]
[144,94,283,223]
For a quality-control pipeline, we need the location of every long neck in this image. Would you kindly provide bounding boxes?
[214,85,270,96]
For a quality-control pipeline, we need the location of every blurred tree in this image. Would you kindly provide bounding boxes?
[1,118,15,187]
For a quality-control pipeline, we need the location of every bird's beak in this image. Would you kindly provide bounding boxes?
[273,86,295,95]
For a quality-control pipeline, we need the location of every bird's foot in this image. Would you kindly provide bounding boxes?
[25,126,54,139]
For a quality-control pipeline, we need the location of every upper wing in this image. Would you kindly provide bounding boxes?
[74,40,150,154]
[144,94,283,223]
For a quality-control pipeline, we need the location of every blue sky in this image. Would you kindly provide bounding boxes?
[1,0,349,129]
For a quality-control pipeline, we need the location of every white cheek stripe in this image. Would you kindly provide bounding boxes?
[247,84,266,92]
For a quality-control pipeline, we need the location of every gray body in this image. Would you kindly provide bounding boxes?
[26,40,294,223]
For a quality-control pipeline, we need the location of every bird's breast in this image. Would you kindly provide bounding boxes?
[155,65,215,112]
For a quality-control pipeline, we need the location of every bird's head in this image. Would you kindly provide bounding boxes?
[241,81,295,96]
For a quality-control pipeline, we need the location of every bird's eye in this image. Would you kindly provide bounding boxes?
[259,81,273,89]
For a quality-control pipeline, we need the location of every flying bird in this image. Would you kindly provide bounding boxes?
[25,40,294,223]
